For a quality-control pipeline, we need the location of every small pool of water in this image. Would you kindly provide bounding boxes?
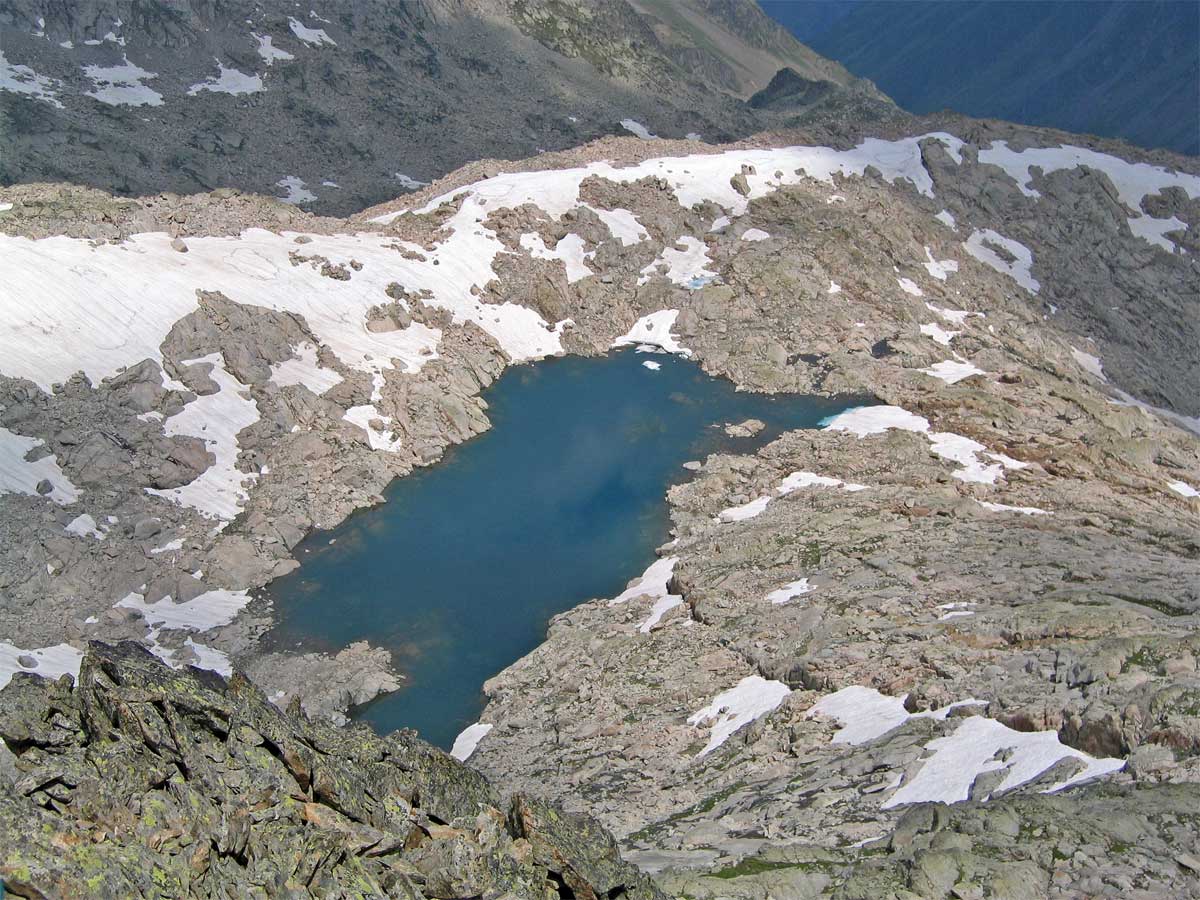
[265,350,865,749]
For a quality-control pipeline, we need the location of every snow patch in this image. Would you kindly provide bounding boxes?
[586,207,648,246]
[0,427,79,504]
[0,49,63,107]
[718,495,772,523]
[395,172,429,191]
[520,232,593,282]
[766,577,812,605]
[276,176,316,205]
[920,322,959,346]
[253,33,294,65]
[921,359,985,384]
[976,500,1050,515]
[689,675,791,756]
[925,302,980,326]
[824,406,1027,485]
[343,405,403,452]
[1071,347,1106,381]
[116,586,251,632]
[188,59,264,96]
[450,722,493,761]
[612,310,691,356]
[288,17,335,46]
[964,229,1040,293]
[146,354,259,521]
[934,209,957,229]
[922,247,959,281]
[83,57,162,106]
[978,141,1199,252]
[620,119,656,140]
[828,280,841,295]
[884,715,1125,808]
[642,360,661,371]
[777,471,868,494]
[897,277,923,296]
[638,236,716,288]
[740,228,770,242]
[271,342,344,395]
[1167,480,1199,499]
[65,513,105,540]
[0,641,83,690]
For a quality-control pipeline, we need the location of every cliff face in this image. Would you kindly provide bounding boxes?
[0,641,667,899]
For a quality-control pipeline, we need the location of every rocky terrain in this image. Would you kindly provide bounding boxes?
[0,0,890,216]
[0,640,666,898]
[1,106,1199,896]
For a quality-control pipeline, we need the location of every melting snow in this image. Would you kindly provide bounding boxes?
[146,354,260,521]
[83,57,163,106]
[253,33,294,65]
[718,495,772,523]
[920,322,959,346]
[639,235,717,288]
[276,176,316,205]
[977,500,1050,515]
[0,49,63,107]
[450,722,493,761]
[612,310,691,356]
[343,405,403,452]
[65,513,105,539]
[935,209,957,229]
[766,578,812,605]
[607,557,682,633]
[620,119,656,140]
[964,229,1040,293]
[288,17,336,46]
[0,642,83,690]
[586,207,648,246]
[741,228,770,241]
[883,715,1125,808]
[520,233,593,282]
[922,359,984,384]
[978,141,1199,252]
[395,172,429,190]
[922,247,959,281]
[777,471,868,494]
[270,342,344,395]
[116,586,251,632]
[1071,347,1106,381]
[0,427,79,504]
[188,60,264,96]
[925,302,979,326]
[824,406,1027,484]
[689,675,791,756]
[1168,480,1199,499]
[897,277,923,296]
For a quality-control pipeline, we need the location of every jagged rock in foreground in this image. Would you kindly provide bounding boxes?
[0,642,666,900]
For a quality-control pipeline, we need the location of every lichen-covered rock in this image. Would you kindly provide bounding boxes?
[0,642,668,900]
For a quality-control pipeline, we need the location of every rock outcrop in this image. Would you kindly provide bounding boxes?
[0,642,667,900]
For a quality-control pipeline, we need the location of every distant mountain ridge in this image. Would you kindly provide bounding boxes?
[0,0,889,215]
[762,0,1200,156]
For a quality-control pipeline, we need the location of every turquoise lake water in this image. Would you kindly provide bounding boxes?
[265,349,864,749]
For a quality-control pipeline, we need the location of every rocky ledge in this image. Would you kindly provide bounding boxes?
[0,642,666,900]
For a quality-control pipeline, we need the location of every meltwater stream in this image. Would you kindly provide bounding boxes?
[266,349,864,749]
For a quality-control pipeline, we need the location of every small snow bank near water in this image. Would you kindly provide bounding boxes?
[611,310,692,356]
[808,685,1124,806]
[688,675,791,756]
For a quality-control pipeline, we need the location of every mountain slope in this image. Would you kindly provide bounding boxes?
[0,0,891,215]
[763,0,1200,156]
